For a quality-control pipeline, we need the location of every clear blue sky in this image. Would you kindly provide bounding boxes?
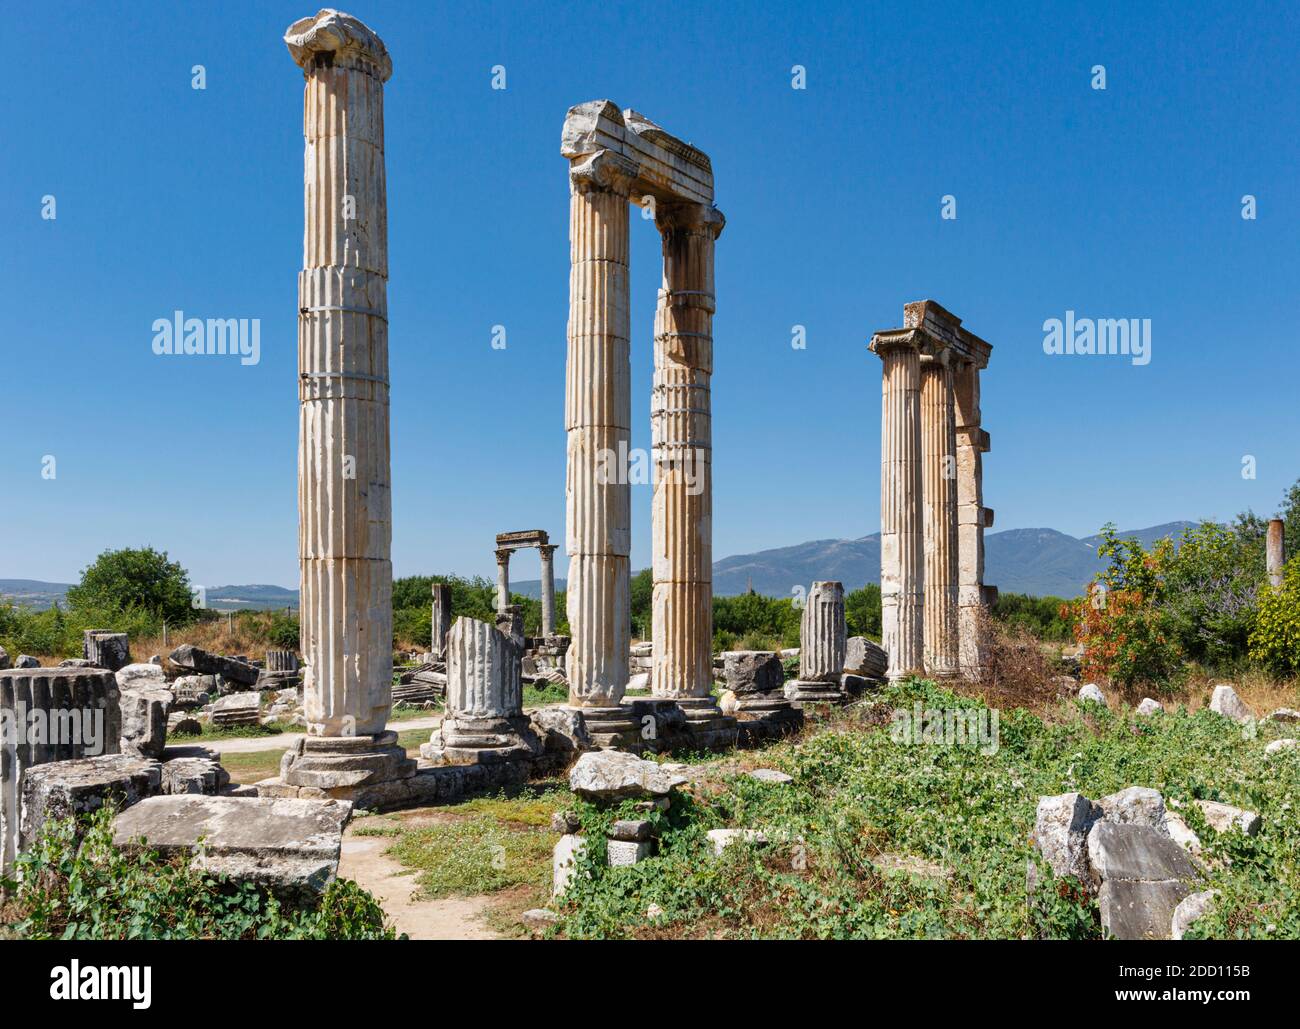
[3,0,1297,590]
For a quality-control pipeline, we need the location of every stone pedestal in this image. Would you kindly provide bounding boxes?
[281,9,412,793]
[2,667,122,869]
[563,148,635,710]
[422,617,539,765]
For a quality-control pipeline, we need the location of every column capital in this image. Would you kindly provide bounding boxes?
[284,9,392,81]
[655,202,725,240]
[568,151,638,197]
[494,548,512,566]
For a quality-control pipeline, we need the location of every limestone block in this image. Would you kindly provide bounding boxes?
[1135,697,1163,716]
[116,663,168,689]
[1077,683,1107,707]
[706,828,767,856]
[119,686,173,759]
[607,839,654,866]
[1171,890,1218,940]
[160,757,230,796]
[20,754,162,854]
[553,833,587,897]
[83,631,131,671]
[1193,799,1260,836]
[15,655,39,668]
[113,795,351,904]
[844,637,888,678]
[1265,738,1297,756]
[1096,786,1167,832]
[168,644,259,687]
[1032,792,1100,882]
[722,651,784,694]
[1208,684,1253,723]
[569,750,688,801]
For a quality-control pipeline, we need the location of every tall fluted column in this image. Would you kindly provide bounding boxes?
[921,354,958,676]
[955,362,991,678]
[651,203,724,716]
[878,341,923,679]
[539,544,558,636]
[564,152,635,709]
[495,549,511,617]
[282,10,413,790]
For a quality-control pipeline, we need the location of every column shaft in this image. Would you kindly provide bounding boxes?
[651,204,722,701]
[564,160,632,706]
[294,24,392,737]
[954,362,989,678]
[495,550,510,616]
[921,358,958,675]
[539,545,557,637]
[879,345,923,679]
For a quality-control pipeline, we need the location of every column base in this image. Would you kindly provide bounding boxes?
[280,731,417,796]
[566,705,643,750]
[420,714,543,766]
[784,680,848,706]
[674,696,738,734]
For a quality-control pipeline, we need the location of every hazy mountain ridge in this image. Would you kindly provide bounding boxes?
[1,522,1198,610]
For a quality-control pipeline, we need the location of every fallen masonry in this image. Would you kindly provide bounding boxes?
[113,795,352,904]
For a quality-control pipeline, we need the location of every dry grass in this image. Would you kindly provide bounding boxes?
[131,614,290,665]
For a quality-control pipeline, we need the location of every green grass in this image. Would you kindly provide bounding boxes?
[552,678,1300,940]
[523,681,568,708]
[361,785,571,907]
[171,719,300,741]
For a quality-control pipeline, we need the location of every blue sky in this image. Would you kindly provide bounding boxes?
[3,0,1297,589]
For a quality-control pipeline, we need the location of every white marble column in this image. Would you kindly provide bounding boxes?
[921,354,958,676]
[651,202,724,716]
[877,339,924,679]
[282,9,412,788]
[538,544,558,637]
[495,549,511,617]
[564,151,635,710]
[954,361,991,678]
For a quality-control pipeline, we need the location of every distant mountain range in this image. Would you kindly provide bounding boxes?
[1,522,1197,611]
[513,522,1197,600]
[0,581,299,613]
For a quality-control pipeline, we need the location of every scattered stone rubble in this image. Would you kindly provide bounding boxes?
[1031,783,1263,940]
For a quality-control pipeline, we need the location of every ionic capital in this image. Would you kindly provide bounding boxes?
[568,151,638,197]
[655,202,725,240]
[284,9,392,81]
[868,327,923,356]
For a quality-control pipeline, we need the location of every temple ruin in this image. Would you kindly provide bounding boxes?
[560,100,730,743]
[870,301,994,681]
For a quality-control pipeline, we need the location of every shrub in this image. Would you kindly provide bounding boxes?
[66,546,196,626]
[1248,558,1300,676]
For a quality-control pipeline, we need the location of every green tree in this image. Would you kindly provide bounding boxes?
[66,547,194,624]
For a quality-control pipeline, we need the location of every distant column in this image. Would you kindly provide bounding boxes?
[1267,518,1285,588]
[495,549,511,617]
[431,583,452,661]
[921,353,958,676]
[538,544,558,637]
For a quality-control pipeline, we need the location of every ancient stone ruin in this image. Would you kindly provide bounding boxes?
[870,301,994,681]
